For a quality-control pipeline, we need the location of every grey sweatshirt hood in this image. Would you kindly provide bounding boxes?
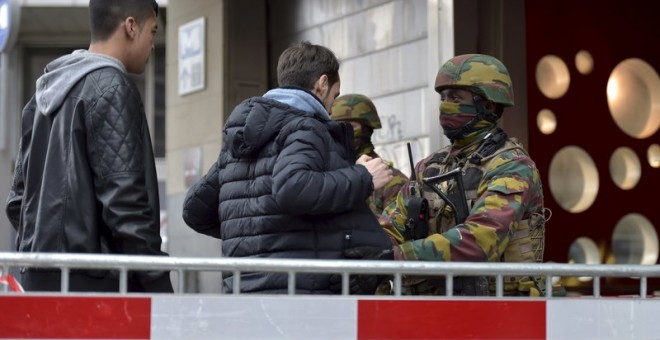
[36,49,126,116]
[263,87,330,119]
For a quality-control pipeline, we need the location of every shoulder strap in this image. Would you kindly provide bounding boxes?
[468,128,508,165]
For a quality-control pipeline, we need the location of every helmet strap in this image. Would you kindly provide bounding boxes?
[473,95,500,123]
[468,127,508,164]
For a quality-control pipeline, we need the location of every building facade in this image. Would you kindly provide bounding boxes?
[1,0,657,294]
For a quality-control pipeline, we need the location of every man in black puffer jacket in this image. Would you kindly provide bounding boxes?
[183,41,394,294]
[5,0,172,293]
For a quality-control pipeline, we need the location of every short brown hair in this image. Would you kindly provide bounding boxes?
[277,41,340,90]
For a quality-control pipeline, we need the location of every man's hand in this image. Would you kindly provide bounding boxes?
[357,156,393,191]
[329,247,394,294]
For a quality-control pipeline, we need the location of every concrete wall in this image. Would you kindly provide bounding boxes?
[268,0,442,176]
[165,0,268,292]
[165,0,225,292]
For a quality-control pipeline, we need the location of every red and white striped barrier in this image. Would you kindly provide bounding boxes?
[0,273,23,292]
[1,295,659,339]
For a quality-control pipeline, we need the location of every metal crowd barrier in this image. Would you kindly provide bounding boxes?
[1,252,660,298]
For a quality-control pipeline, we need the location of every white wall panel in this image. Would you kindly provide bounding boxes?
[151,296,357,340]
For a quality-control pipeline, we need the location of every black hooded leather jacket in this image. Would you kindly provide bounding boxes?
[5,52,171,292]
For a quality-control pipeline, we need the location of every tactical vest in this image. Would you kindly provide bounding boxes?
[407,137,547,296]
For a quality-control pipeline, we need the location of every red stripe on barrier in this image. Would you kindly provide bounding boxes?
[358,299,546,339]
[0,296,151,339]
[0,274,24,292]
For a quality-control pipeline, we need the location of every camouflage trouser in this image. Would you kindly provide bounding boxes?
[377,275,566,297]
[495,276,567,297]
[376,276,490,296]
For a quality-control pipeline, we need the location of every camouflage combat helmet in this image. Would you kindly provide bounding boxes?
[331,94,382,129]
[435,54,514,107]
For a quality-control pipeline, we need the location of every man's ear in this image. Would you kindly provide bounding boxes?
[312,74,329,97]
[124,17,138,39]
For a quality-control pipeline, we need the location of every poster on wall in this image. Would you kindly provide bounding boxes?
[178,17,205,96]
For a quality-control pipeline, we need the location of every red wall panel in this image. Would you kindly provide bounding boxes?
[525,0,660,273]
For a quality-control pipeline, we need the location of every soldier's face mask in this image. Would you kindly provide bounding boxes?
[439,102,479,136]
[350,121,364,149]
[349,121,374,153]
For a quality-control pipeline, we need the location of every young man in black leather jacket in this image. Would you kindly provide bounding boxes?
[5,0,172,293]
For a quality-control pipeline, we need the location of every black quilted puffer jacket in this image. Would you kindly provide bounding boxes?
[183,93,393,294]
[5,51,171,292]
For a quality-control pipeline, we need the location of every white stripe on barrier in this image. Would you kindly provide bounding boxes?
[547,299,660,340]
[151,296,357,339]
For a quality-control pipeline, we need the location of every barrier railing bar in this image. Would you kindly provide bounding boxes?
[641,276,647,299]
[232,270,240,295]
[445,274,453,297]
[177,269,185,294]
[60,267,69,293]
[2,253,659,297]
[341,272,349,296]
[495,274,503,298]
[2,265,8,293]
[393,273,402,296]
[119,268,128,294]
[545,275,552,298]
[287,271,295,295]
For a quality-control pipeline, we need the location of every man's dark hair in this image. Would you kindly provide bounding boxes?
[277,41,340,89]
[89,0,159,42]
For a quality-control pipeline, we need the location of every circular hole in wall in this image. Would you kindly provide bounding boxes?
[648,144,660,168]
[549,146,599,213]
[536,55,571,99]
[611,213,658,265]
[575,50,594,75]
[568,237,600,282]
[537,109,557,135]
[607,58,660,139]
[609,147,642,190]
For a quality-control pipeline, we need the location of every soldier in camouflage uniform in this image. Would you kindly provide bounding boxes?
[331,94,408,217]
[341,55,550,296]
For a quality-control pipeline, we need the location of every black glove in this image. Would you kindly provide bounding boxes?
[344,246,394,260]
[329,247,394,295]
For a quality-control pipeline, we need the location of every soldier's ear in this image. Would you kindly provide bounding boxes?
[485,100,497,112]
[473,95,493,111]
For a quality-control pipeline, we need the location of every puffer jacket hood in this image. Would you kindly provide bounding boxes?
[36,49,126,116]
[226,94,325,158]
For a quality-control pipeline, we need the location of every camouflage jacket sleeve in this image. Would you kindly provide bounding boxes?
[393,149,541,262]
[369,166,408,217]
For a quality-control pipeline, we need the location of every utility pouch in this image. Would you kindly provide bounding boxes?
[405,196,429,240]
